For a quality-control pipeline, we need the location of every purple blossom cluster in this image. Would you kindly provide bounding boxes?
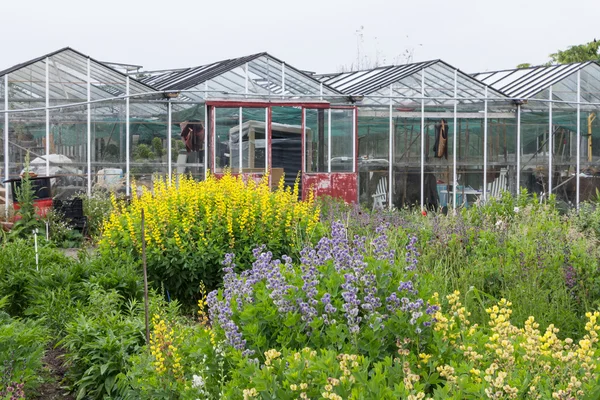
[0,381,25,400]
[207,255,247,350]
[321,293,337,325]
[384,235,429,331]
[208,221,435,353]
[372,225,396,264]
[563,265,578,290]
[298,262,319,324]
[405,235,419,271]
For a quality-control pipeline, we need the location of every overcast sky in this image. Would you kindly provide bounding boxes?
[1,0,598,75]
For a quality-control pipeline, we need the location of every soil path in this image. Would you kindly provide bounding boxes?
[32,346,75,400]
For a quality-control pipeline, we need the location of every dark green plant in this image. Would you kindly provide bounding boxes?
[60,287,146,400]
[0,297,49,394]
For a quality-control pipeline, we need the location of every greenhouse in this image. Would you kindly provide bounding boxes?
[1,47,600,210]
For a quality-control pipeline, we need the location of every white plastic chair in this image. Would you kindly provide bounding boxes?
[372,177,388,211]
[487,168,508,199]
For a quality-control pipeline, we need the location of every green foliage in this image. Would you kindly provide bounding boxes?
[10,152,44,239]
[78,189,113,239]
[60,287,146,400]
[122,321,227,400]
[320,191,600,340]
[0,301,49,395]
[43,208,84,248]
[549,40,600,64]
[516,63,532,69]
[151,137,165,159]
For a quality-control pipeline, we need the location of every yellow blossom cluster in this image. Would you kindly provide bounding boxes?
[434,292,600,397]
[432,291,473,344]
[264,349,282,366]
[100,173,319,256]
[149,314,183,381]
[321,377,341,399]
[485,299,519,366]
[337,354,360,384]
[197,282,209,327]
[242,388,258,399]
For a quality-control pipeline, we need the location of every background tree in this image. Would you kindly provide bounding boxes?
[549,39,599,64]
[518,39,599,68]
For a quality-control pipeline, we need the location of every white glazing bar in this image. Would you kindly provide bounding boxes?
[328,109,332,173]
[452,69,457,210]
[576,70,581,209]
[239,107,243,172]
[4,74,9,216]
[45,57,50,175]
[548,86,553,194]
[483,86,488,202]
[420,70,425,210]
[244,63,249,96]
[320,83,323,100]
[212,107,217,174]
[265,107,269,173]
[516,104,521,194]
[204,103,208,180]
[126,76,130,197]
[281,63,286,98]
[167,100,172,183]
[389,84,393,210]
[205,81,210,179]
[302,108,306,173]
[352,108,356,174]
[87,58,92,197]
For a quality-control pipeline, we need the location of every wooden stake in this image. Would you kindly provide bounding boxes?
[141,208,150,346]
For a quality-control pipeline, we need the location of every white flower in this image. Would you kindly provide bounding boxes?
[192,374,205,389]
[514,207,519,213]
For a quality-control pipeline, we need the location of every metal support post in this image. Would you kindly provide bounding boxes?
[327,109,332,173]
[420,70,425,209]
[576,71,581,209]
[483,86,488,201]
[126,76,130,197]
[45,57,50,175]
[389,85,393,210]
[167,100,172,183]
[548,86,553,194]
[87,58,92,197]
[4,74,9,217]
[452,69,458,210]
[516,104,521,194]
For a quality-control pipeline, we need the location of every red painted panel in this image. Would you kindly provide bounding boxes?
[302,173,357,204]
[13,198,53,218]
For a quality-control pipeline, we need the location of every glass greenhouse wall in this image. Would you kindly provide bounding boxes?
[2,48,600,211]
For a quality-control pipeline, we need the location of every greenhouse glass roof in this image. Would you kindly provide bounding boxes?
[316,60,506,106]
[472,62,600,107]
[139,52,342,102]
[0,47,164,117]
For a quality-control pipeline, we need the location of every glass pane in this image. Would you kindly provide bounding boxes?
[271,106,302,190]
[173,103,205,181]
[330,109,354,172]
[305,108,328,173]
[214,107,240,173]
[357,106,388,208]
[241,108,267,171]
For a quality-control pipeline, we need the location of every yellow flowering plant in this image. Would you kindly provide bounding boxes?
[99,172,320,304]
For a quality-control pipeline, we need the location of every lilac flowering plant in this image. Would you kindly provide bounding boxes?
[207,222,436,361]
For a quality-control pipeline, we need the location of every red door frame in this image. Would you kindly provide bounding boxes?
[301,105,359,203]
[206,101,358,203]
